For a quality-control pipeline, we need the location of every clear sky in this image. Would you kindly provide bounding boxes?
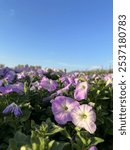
[0,0,112,71]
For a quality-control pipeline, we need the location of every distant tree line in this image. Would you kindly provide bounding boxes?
[0,64,113,74]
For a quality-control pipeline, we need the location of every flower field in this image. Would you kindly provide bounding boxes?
[0,66,113,150]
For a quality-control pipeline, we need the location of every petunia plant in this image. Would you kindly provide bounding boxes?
[0,66,113,150]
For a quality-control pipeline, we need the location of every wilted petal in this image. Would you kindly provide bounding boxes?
[3,102,22,117]
[14,106,23,117]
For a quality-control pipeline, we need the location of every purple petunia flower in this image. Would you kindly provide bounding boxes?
[37,69,48,77]
[11,82,24,93]
[0,80,3,86]
[60,76,70,86]
[103,73,112,81]
[40,77,58,92]
[17,72,26,79]
[3,102,22,117]
[4,70,16,83]
[74,81,89,101]
[0,86,12,94]
[30,81,40,91]
[27,70,37,78]
[56,83,71,95]
[89,146,98,150]
[70,104,96,134]
[51,96,79,124]
[0,82,24,95]
[103,74,113,86]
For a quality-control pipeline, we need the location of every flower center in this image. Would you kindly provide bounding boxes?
[12,103,17,108]
[82,85,86,89]
[81,113,87,119]
[62,105,68,111]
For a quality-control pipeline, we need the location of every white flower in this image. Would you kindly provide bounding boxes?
[70,104,96,134]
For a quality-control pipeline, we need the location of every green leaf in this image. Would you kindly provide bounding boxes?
[14,131,28,142]
[8,139,18,150]
[45,124,64,136]
[20,110,31,122]
[8,131,30,149]
[74,130,91,149]
[91,137,104,145]
[61,127,71,140]
[100,97,110,100]
[44,119,64,136]
[72,143,81,150]
[48,140,69,150]
[24,82,28,94]
[77,131,87,145]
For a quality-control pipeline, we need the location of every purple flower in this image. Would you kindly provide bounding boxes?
[74,78,79,86]
[30,81,40,91]
[4,70,16,83]
[0,86,12,94]
[37,69,44,77]
[70,104,96,134]
[17,72,26,79]
[0,80,3,86]
[40,77,58,92]
[0,82,24,95]
[13,82,24,93]
[51,96,79,124]
[3,102,22,117]
[103,74,113,86]
[85,75,90,80]
[60,76,70,86]
[60,76,76,86]
[74,81,89,101]
[103,73,112,81]
[27,70,37,78]
[89,146,98,150]
[56,83,71,95]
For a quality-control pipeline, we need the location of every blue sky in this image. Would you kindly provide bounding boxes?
[0,0,112,71]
